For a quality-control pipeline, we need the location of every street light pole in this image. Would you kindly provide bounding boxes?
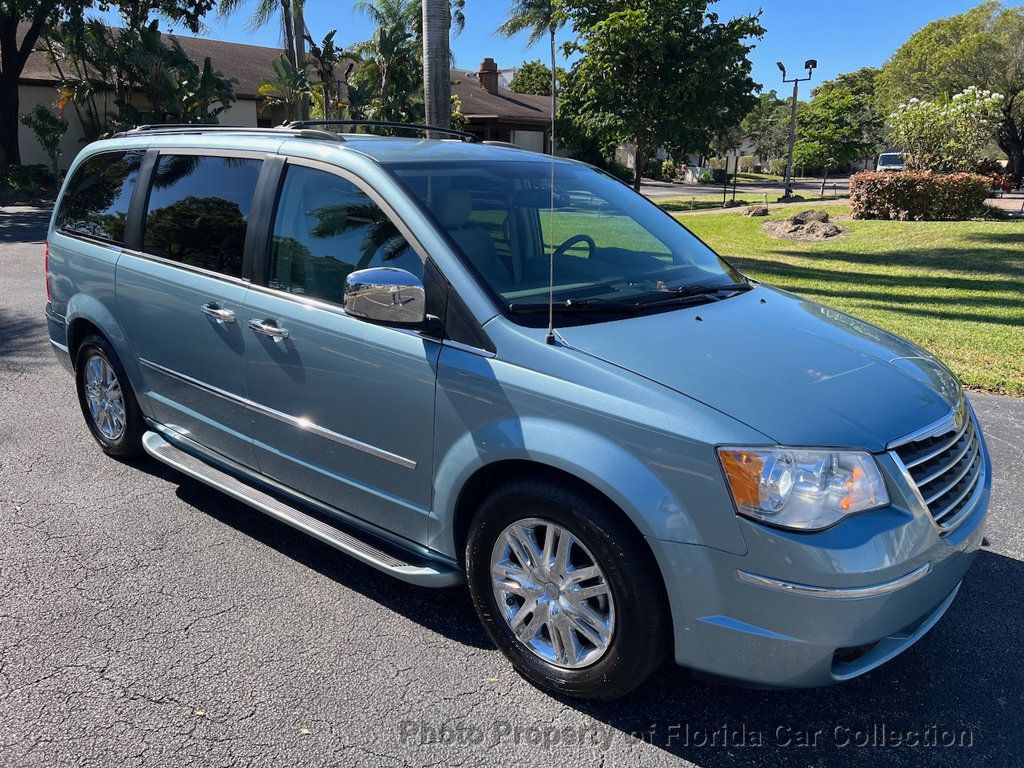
[777,59,817,201]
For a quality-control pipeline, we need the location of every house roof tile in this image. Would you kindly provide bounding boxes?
[17,22,553,123]
[17,21,282,99]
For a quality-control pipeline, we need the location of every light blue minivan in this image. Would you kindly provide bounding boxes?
[45,123,990,701]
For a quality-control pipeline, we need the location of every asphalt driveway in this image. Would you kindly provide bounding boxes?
[1,206,1022,767]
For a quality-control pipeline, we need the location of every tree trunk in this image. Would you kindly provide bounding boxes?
[1009,144,1023,188]
[633,144,647,192]
[0,72,20,165]
[422,0,451,134]
[549,25,556,155]
[291,0,308,120]
[280,0,297,70]
[820,166,829,197]
[0,16,46,165]
[997,111,1023,187]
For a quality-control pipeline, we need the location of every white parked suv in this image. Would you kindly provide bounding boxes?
[876,152,905,172]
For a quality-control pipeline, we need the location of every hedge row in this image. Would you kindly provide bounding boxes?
[849,171,991,221]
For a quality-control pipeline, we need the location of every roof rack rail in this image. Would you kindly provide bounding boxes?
[280,120,480,143]
[111,124,345,142]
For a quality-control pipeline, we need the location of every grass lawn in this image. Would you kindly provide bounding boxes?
[734,172,784,183]
[657,194,761,212]
[678,206,1024,396]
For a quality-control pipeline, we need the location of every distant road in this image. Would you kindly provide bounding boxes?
[640,176,851,200]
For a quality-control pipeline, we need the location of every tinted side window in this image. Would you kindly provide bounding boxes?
[56,150,143,243]
[142,154,263,278]
[268,165,421,305]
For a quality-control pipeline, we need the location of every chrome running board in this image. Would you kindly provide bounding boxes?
[142,431,462,587]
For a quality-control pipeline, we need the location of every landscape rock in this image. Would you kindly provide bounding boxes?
[804,220,842,237]
[792,210,831,224]
[744,205,770,216]
[762,210,845,241]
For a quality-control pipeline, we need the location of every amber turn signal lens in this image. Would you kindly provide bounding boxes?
[718,449,763,508]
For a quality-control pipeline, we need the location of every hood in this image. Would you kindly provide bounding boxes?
[558,286,961,452]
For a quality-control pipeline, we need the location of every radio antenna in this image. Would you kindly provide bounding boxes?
[545,156,556,345]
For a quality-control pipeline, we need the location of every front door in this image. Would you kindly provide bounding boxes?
[117,152,264,465]
[241,161,440,543]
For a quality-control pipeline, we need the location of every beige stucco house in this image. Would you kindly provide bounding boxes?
[15,22,553,170]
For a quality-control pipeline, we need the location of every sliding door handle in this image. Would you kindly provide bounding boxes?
[201,302,236,324]
[248,318,290,341]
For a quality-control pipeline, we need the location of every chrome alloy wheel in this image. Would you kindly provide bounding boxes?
[83,353,126,440]
[490,518,615,669]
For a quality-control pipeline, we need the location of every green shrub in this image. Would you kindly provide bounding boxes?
[766,158,787,176]
[738,154,757,173]
[696,168,728,184]
[975,158,1005,175]
[989,172,1014,193]
[643,156,665,180]
[20,104,68,176]
[604,160,634,183]
[0,164,56,202]
[661,159,677,181]
[850,171,991,220]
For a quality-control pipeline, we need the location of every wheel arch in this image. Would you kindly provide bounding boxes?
[64,294,147,412]
[66,317,103,369]
[433,417,698,559]
[451,460,659,564]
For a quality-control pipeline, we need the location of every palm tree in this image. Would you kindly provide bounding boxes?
[352,0,422,125]
[305,31,360,119]
[497,0,566,153]
[355,0,419,32]
[219,0,306,73]
[258,55,311,122]
[421,0,451,132]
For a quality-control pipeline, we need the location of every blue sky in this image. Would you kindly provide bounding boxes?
[93,0,1016,92]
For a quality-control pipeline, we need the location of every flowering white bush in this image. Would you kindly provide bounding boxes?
[889,87,1004,172]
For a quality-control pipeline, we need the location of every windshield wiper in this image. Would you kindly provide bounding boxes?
[673,280,752,298]
[635,280,752,308]
[508,282,752,315]
[508,297,642,314]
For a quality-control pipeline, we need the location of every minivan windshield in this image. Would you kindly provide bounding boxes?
[878,153,902,166]
[387,159,746,318]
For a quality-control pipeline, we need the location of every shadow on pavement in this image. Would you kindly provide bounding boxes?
[0,207,50,243]
[144,464,492,650]
[571,548,1020,767]
[0,311,50,365]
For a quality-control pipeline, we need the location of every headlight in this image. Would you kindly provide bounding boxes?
[718,447,889,531]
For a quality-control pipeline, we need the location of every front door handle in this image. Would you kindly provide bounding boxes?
[201,302,236,324]
[248,318,290,341]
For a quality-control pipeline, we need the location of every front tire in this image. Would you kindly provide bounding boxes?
[466,477,670,701]
[75,334,144,457]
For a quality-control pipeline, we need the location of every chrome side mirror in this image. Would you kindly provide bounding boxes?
[343,267,426,328]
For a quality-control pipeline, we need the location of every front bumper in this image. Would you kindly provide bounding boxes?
[648,448,989,687]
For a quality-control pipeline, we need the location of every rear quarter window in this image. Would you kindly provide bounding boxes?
[55,150,144,244]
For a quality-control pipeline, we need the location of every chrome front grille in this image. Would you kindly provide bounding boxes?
[890,400,985,533]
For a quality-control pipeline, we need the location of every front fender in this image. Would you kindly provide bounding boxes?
[431,414,740,559]
[429,344,758,559]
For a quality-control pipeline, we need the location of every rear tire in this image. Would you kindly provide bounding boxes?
[466,477,670,701]
[75,334,144,457]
